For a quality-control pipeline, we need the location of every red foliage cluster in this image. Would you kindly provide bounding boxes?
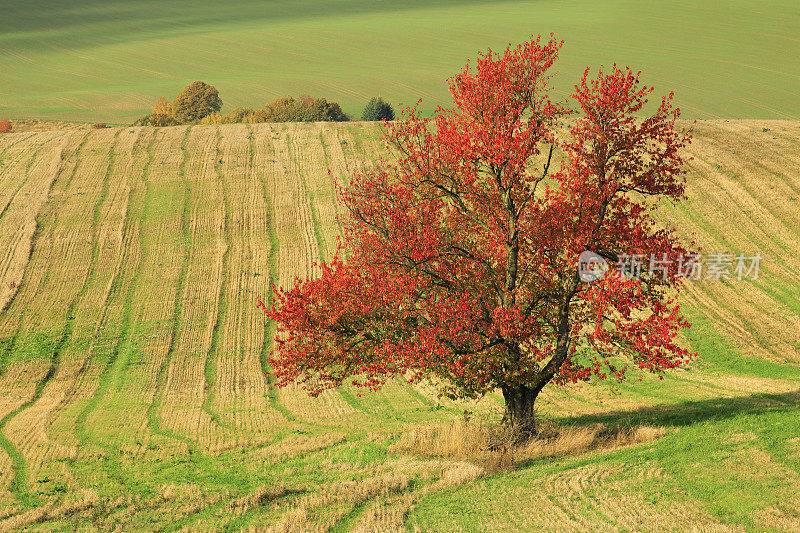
[262,35,696,430]
[0,120,11,134]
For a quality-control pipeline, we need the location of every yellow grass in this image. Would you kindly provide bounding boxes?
[391,420,668,472]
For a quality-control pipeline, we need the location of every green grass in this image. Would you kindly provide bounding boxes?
[410,391,800,531]
[1,0,798,123]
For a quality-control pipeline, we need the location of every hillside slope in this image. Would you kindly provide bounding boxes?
[1,0,799,122]
[0,122,798,530]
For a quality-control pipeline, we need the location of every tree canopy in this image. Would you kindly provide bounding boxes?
[172,80,222,123]
[263,35,696,438]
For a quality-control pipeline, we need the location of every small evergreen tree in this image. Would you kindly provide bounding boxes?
[361,97,395,121]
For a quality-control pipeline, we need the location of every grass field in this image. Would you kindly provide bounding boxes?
[1,0,799,123]
[0,120,798,530]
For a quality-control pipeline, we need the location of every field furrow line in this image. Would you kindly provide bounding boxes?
[0,133,59,226]
[316,123,434,421]
[79,126,193,496]
[0,132,38,159]
[686,140,800,269]
[0,130,88,396]
[665,173,796,325]
[317,126,344,235]
[270,125,317,279]
[12,128,138,503]
[259,124,363,424]
[159,125,233,452]
[212,124,289,439]
[287,123,332,260]
[0,136,88,501]
[18,129,149,497]
[5,127,122,495]
[668,131,800,364]
[10,129,148,506]
[0,133,73,321]
[0,128,114,508]
[201,127,231,433]
[146,126,196,448]
[250,125,295,425]
[73,129,154,452]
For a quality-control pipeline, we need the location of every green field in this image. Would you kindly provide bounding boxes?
[0,121,798,530]
[1,0,799,123]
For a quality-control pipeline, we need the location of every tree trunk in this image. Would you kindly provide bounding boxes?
[501,384,540,441]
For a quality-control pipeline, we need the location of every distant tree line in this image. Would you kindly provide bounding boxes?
[135,81,395,126]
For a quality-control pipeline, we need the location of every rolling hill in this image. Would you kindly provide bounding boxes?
[1,0,799,122]
[0,121,798,530]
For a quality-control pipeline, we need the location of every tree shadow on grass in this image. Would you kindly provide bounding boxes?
[557,388,800,429]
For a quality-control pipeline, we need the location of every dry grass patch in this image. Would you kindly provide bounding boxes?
[267,473,411,532]
[253,432,346,464]
[391,420,667,472]
[0,489,100,530]
[756,499,800,532]
[227,484,301,515]
[6,120,92,133]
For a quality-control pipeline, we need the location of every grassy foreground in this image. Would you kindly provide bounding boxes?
[1,0,799,122]
[0,121,798,530]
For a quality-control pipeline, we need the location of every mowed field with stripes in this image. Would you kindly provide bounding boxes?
[0,122,799,530]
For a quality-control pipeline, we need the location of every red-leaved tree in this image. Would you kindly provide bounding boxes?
[262,35,695,437]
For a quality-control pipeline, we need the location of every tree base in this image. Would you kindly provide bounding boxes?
[501,384,540,444]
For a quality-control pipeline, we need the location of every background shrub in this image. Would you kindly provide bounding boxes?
[257,96,349,123]
[304,96,349,122]
[361,97,395,121]
[200,107,259,125]
[133,113,179,127]
[134,87,348,126]
[199,112,224,125]
[0,120,11,133]
[172,81,222,123]
[153,95,172,116]
[149,113,180,127]
[225,107,257,123]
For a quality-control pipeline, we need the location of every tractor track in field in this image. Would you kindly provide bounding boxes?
[251,125,293,422]
[0,139,50,226]
[0,132,91,377]
[0,129,117,507]
[0,132,89,331]
[285,126,378,418]
[202,127,232,429]
[73,128,154,447]
[68,128,161,495]
[0,133,37,159]
[41,129,150,457]
[285,129,327,262]
[146,126,197,451]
